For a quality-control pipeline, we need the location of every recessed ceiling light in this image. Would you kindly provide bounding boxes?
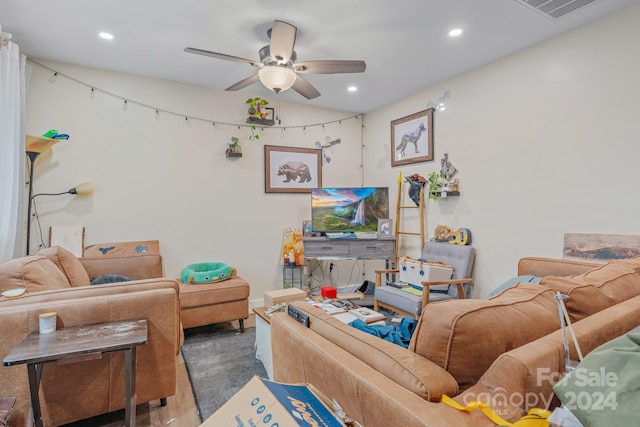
[449,28,463,37]
[348,86,358,92]
[99,32,114,40]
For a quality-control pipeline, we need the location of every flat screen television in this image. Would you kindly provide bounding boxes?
[311,187,390,233]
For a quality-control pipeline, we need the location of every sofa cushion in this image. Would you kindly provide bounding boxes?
[540,256,640,322]
[0,256,71,293]
[38,246,91,287]
[409,283,560,390]
[288,301,459,402]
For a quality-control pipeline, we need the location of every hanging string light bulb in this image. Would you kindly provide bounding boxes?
[28,60,364,134]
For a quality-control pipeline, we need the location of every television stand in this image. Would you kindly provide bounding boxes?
[303,237,395,260]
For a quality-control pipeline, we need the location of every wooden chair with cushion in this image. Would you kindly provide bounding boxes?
[374,242,475,318]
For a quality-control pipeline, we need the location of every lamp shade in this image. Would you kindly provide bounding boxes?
[26,135,59,154]
[258,66,297,93]
[71,182,93,196]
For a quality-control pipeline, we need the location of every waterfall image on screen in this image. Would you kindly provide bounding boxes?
[351,200,365,226]
[311,187,389,233]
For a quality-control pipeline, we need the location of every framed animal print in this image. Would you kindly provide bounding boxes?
[264,145,322,193]
[391,108,434,167]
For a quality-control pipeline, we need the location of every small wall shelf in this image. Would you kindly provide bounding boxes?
[226,150,242,158]
[247,117,275,126]
[435,191,460,198]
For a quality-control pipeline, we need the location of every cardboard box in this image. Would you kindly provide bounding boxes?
[200,376,346,427]
[264,288,307,308]
[398,257,453,292]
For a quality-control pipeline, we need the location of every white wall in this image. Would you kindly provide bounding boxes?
[363,4,640,297]
[25,4,640,305]
[24,61,364,307]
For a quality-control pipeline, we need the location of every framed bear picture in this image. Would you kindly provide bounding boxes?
[390,108,434,167]
[264,145,322,193]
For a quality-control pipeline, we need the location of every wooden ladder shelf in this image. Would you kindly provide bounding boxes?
[394,173,426,266]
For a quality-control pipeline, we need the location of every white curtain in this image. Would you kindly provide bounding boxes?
[0,30,27,262]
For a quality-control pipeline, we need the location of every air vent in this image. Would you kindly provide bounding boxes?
[513,0,598,19]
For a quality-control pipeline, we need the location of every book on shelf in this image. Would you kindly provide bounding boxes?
[349,307,386,324]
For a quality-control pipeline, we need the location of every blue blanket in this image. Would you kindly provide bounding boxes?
[348,317,418,348]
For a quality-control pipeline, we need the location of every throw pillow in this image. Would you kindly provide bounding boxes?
[0,256,71,293]
[38,246,91,287]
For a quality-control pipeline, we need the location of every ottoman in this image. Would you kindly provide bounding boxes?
[178,276,250,331]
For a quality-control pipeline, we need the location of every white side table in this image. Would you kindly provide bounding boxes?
[253,307,273,379]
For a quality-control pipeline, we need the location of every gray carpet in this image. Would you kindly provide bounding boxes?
[181,324,267,422]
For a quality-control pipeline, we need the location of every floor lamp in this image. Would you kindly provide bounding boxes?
[25,135,93,255]
[26,135,59,255]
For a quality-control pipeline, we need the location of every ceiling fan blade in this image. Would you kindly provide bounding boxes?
[226,74,261,91]
[269,20,297,64]
[184,47,261,67]
[294,60,366,74]
[292,75,321,99]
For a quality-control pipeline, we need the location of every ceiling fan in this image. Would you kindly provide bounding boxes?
[184,20,366,99]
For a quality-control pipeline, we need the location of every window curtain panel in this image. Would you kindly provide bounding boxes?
[0,29,27,262]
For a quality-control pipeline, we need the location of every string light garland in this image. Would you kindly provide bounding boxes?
[29,59,363,133]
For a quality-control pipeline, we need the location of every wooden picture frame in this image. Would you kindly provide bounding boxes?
[377,219,393,238]
[264,107,275,121]
[264,145,322,193]
[391,108,434,167]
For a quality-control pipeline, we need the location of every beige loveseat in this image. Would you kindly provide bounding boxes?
[271,256,640,426]
[0,246,181,427]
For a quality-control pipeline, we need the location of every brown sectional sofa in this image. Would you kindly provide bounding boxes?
[271,256,640,426]
[0,247,181,426]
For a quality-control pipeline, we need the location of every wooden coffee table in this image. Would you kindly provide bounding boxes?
[3,318,148,427]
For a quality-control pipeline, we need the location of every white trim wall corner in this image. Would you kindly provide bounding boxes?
[0,29,27,262]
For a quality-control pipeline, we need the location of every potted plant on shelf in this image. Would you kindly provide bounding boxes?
[427,171,446,200]
[226,136,242,158]
[246,97,269,119]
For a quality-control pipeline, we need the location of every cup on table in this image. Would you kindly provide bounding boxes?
[39,312,57,334]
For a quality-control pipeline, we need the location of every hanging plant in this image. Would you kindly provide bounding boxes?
[248,125,260,141]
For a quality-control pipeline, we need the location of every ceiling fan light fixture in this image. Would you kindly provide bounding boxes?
[258,66,297,93]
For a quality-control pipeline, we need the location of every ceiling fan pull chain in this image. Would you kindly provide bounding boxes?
[276,93,282,125]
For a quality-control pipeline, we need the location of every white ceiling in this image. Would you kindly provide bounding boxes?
[2,0,638,113]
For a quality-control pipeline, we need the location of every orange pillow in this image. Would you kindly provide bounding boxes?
[38,246,91,287]
[0,256,71,293]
